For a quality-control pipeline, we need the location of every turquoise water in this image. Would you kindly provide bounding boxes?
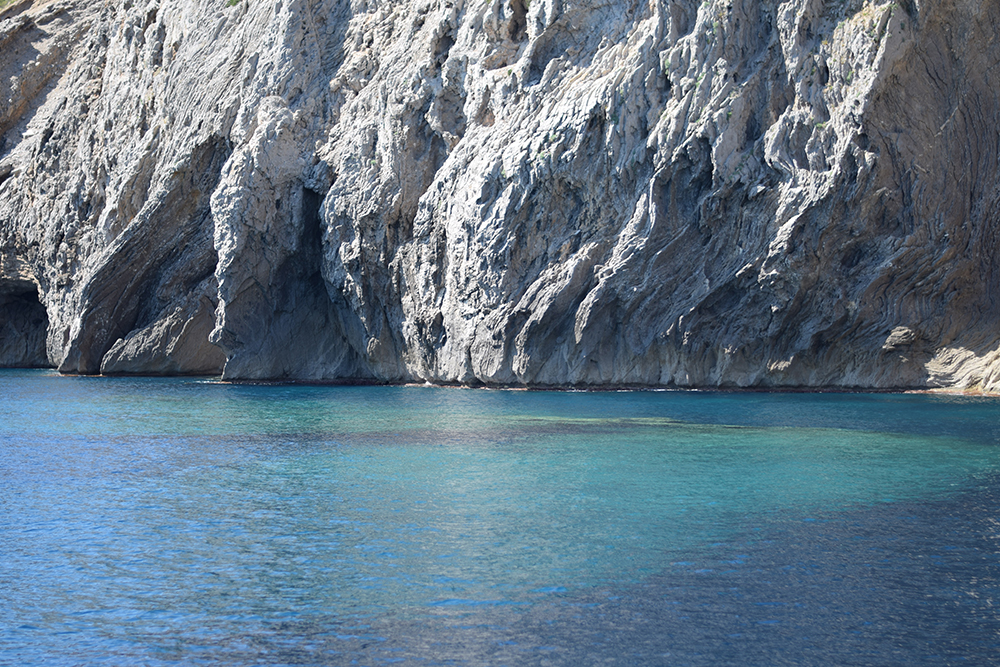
[1,370,998,665]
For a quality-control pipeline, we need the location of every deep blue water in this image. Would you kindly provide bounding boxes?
[1,370,998,665]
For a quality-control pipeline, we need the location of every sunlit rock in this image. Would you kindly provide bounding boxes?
[0,0,998,389]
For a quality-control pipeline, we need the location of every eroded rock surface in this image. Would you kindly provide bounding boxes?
[1,0,998,389]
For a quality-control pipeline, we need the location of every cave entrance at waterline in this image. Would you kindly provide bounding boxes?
[0,281,52,368]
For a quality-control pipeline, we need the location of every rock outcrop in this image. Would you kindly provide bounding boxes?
[1,0,999,388]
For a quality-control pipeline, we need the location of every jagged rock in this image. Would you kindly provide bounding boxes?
[0,0,998,389]
[882,326,916,351]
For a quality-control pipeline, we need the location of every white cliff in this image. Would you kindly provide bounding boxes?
[1,0,999,389]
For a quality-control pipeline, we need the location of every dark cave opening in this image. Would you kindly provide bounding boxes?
[0,281,52,367]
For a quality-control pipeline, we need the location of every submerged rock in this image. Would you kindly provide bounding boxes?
[0,0,998,389]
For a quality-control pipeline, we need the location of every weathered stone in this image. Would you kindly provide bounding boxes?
[882,326,916,351]
[0,0,998,390]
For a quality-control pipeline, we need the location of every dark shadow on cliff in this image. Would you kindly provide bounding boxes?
[0,280,52,368]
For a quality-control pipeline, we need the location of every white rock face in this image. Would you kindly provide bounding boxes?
[1,0,999,388]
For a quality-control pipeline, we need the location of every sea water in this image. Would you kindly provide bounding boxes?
[1,369,998,665]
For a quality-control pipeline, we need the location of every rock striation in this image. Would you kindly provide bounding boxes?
[1,0,999,388]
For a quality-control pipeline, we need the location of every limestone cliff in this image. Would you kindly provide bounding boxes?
[1,0,998,388]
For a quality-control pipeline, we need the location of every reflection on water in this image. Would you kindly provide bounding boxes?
[1,370,998,665]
